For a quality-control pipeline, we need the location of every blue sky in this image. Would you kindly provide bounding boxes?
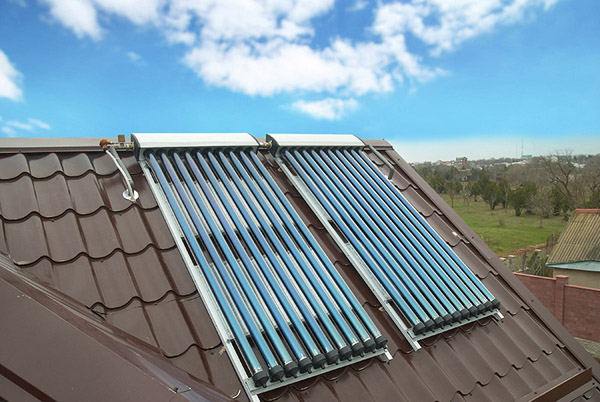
[0,0,598,162]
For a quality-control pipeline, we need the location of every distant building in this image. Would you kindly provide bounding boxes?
[547,209,600,289]
[455,156,468,168]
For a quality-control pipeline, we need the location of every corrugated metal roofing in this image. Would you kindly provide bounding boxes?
[548,210,600,264]
[0,140,599,401]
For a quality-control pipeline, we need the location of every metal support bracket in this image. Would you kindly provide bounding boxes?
[367,144,395,180]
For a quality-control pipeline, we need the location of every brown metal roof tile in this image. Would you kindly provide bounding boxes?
[480,274,525,315]
[78,209,124,257]
[473,318,529,372]
[90,252,140,308]
[382,354,440,402]
[321,370,377,402]
[347,360,410,401]
[143,294,220,356]
[121,153,143,175]
[488,366,531,400]
[24,258,96,305]
[20,246,193,310]
[434,331,494,393]
[124,246,196,300]
[29,256,101,307]
[405,343,460,401]
[28,153,63,179]
[0,255,233,402]
[60,152,96,176]
[426,339,481,395]
[498,310,559,367]
[98,293,221,356]
[425,212,463,246]
[44,212,87,261]
[460,320,513,377]
[138,207,178,248]
[98,301,158,346]
[399,186,437,217]
[2,215,49,264]
[389,170,414,191]
[516,353,555,391]
[0,153,30,180]
[91,152,121,175]
[287,378,340,402]
[0,175,38,220]
[34,174,74,218]
[170,345,247,402]
[77,207,172,258]
[451,241,495,279]
[364,152,385,166]
[364,306,413,355]
[68,173,108,214]
[2,209,174,265]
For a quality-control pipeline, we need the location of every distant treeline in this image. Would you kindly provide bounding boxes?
[415,152,600,225]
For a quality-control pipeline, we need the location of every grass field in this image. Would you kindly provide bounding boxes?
[439,195,567,255]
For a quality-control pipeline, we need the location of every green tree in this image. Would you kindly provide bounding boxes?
[508,182,537,216]
[482,180,503,211]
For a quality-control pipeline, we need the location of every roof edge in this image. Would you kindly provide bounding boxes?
[0,136,395,154]
[361,138,394,149]
[0,137,118,153]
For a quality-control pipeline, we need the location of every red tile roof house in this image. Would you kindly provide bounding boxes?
[0,134,598,402]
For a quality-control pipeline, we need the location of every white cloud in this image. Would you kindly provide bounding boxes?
[28,118,51,130]
[1,126,18,137]
[1,118,51,137]
[42,0,103,40]
[6,120,34,130]
[373,0,556,56]
[126,51,141,62]
[36,0,559,117]
[0,50,23,101]
[347,0,368,13]
[292,97,358,120]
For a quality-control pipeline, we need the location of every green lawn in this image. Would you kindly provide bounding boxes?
[439,195,567,255]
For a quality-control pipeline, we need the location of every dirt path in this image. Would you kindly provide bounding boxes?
[497,243,547,258]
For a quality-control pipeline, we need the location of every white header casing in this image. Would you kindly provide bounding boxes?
[132,133,259,159]
[266,134,364,151]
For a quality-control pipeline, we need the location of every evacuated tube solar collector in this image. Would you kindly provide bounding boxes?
[133,133,387,397]
[267,133,501,342]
